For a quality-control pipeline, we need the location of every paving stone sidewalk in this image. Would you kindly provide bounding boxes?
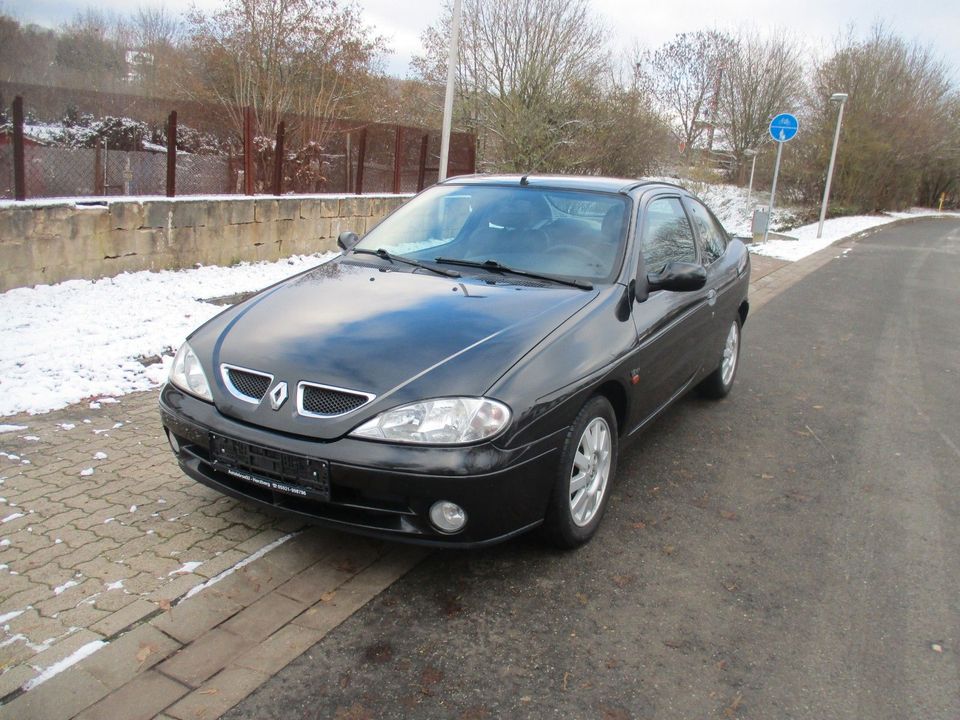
[0,243,849,719]
[0,390,428,720]
[0,390,310,696]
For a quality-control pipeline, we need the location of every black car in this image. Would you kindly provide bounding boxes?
[159,175,749,548]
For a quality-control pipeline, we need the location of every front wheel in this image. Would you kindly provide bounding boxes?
[698,318,741,399]
[544,396,618,549]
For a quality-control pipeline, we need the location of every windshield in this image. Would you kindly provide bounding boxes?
[356,184,631,283]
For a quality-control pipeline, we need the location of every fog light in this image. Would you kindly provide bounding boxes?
[429,501,467,533]
[166,429,180,454]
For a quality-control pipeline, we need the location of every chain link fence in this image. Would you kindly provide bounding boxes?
[2,93,476,201]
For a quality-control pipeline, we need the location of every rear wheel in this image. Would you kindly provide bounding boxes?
[544,396,618,549]
[698,318,741,399]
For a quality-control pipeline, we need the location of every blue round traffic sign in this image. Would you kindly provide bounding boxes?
[769,113,799,142]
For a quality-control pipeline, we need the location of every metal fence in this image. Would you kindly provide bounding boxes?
[0,144,232,198]
[2,94,476,201]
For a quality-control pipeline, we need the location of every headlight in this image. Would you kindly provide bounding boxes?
[169,342,213,402]
[350,397,511,445]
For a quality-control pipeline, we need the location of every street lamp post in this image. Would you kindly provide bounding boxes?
[438,0,463,182]
[744,148,758,208]
[816,92,848,239]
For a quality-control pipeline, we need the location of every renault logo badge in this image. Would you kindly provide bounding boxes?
[269,381,288,411]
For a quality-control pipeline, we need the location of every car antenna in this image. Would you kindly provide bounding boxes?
[520,174,529,186]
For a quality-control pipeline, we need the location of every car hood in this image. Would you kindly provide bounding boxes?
[190,259,597,439]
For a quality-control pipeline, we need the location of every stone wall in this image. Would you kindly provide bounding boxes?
[0,194,409,291]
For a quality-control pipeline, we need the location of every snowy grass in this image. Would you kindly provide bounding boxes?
[0,253,335,417]
[749,207,959,261]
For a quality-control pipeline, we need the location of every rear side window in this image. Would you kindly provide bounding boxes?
[640,197,697,272]
[686,199,727,264]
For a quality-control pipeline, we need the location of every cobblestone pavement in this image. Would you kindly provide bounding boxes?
[0,390,308,696]
[0,243,851,719]
[747,253,788,281]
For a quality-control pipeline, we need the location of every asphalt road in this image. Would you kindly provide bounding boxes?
[226,217,960,720]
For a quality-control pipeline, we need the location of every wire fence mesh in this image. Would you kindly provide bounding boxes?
[2,92,476,201]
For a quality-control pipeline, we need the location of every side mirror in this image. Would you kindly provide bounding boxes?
[337,231,360,252]
[647,261,706,292]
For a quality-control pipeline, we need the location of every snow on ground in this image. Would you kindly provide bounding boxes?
[656,177,800,236]
[681,181,772,236]
[0,253,335,417]
[750,207,959,261]
[23,640,106,691]
[748,215,891,261]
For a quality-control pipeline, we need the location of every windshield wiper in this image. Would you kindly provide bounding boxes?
[434,257,593,290]
[353,248,461,278]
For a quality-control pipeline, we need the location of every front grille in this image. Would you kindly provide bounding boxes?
[298,382,373,417]
[222,365,272,403]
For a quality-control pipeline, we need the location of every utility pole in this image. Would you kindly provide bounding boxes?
[438,0,462,182]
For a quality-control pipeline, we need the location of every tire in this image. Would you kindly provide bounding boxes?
[698,317,741,399]
[544,396,618,549]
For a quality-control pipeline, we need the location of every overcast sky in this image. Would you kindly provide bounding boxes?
[8,0,960,82]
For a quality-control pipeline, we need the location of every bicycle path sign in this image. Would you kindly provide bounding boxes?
[763,112,799,243]
[770,113,799,143]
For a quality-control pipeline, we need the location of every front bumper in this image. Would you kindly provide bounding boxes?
[159,385,561,547]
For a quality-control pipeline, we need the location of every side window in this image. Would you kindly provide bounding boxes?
[640,197,697,272]
[686,199,728,264]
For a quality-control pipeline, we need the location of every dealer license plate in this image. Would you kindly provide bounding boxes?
[209,434,330,501]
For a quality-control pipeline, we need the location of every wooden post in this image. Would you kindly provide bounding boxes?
[354,127,367,195]
[392,124,403,194]
[94,141,104,195]
[12,96,26,201]
[466,137,476,175]
[165,110,177,197]
[242,106,254,195]
[272,121,285,196]
[344,133,352,193]
[417,133,429,192]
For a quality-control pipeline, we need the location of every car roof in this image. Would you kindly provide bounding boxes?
[440,174,688,196]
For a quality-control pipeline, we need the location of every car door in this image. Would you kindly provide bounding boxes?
[683,196,740,362]
[626,194,712,431]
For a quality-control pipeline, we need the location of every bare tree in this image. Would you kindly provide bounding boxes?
[719,30,805,167]
[918,94,960,207]
[798,26,956,211]
[0,15,58,86]
[186,0,386,143]
[644,31,730,154]
[575,56,671,176]
[125,6,186,95]
[413,0,610,172]
[130,5,182,49]
[55,9,129,90]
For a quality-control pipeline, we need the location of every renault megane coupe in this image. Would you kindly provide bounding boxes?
[159,175,750,548]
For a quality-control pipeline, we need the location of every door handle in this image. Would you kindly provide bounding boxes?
[707,289,717,306]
